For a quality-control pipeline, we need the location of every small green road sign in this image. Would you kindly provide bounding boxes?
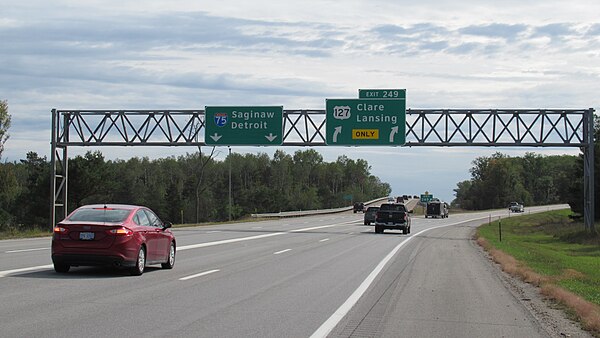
[326,99,406,145]
[359,89,406,99]
[420,194,434,203]
[205,106,283,145]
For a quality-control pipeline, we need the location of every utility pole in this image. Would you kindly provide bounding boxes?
[228,146,232,222]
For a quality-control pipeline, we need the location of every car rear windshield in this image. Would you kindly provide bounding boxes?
[379,204,406,212]
[68,208,131,223]
[367,207,379,211]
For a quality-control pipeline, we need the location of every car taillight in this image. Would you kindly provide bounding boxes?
[107,227,133,236]
[54,226,68,234]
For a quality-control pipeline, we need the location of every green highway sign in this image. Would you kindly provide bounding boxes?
[359,89,406,99]
[325,98,406,145]
[420,194,434,203]
[205,106,283,145]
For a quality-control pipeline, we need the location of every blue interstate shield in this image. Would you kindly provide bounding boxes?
[214,113,228,127]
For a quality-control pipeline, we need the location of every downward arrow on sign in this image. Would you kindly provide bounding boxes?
[210,133,222,142]
[265,133,278,142]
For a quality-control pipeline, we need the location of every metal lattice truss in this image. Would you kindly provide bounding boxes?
[53,109,589,147]
[51,108,595,232]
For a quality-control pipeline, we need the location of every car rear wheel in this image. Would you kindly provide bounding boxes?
[54,263,70,273]
[130,246,146,276]
[375,225,383,234]
[162,241,176,269]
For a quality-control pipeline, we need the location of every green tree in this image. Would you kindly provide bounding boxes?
[15,152,50,227]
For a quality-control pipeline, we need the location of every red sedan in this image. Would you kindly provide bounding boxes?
[52,204,176,276]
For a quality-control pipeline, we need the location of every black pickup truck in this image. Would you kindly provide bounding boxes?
[375,203,411,234]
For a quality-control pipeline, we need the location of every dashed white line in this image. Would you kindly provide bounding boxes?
[5,248,49,254]
[274,249,292,255]
[319,238,330,242]
[179,232,285,251]
[206,231,222,234]
[179,269,220,281]
[0,264,54,278]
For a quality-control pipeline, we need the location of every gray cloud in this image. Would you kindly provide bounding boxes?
[459,23,528,40]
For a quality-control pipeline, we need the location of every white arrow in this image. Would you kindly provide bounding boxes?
[389,126,399,143]
[333,126,342,143]
[265,133,277,142]
[210,133,222,142]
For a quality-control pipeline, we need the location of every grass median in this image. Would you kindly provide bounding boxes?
[476,209,600,335]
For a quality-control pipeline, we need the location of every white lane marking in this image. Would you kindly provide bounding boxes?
[348,232,354,235]
[274,249,292,255]
[179,269,220,281]
[309,216,491,338]
[5,248,49,254]
[290,220,358,233]
[319,238,330,242]
[0,264,54,278]
[206,231,222,234]
[178,232,285,251]
[251,227,263,229]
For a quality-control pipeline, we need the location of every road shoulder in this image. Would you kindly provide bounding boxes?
[472,229,593,338]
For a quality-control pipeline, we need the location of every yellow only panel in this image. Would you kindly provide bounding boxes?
[352,129,379,140]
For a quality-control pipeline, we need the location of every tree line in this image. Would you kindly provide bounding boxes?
[0,149,391,230]
[452,116,600,224]
[452,152,579,209]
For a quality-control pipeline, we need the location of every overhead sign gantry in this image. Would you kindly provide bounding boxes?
[50,91,595,233]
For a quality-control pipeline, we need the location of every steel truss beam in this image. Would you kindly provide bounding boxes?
[51,109,595,232]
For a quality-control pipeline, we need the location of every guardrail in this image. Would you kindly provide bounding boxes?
[250,197,390,218]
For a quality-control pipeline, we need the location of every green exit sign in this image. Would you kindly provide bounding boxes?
[205,106,283,145]
[420,194,433,203]
[326,98,406,146]
[359,89,406,99]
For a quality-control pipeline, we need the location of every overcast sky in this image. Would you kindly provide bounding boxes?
[1,0,599,202]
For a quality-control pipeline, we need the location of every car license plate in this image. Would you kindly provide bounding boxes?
[79,232,94,240]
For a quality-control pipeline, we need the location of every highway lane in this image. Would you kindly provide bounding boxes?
[0,205,567,337]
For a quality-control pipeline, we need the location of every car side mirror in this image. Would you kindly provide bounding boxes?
[163,221,173,229]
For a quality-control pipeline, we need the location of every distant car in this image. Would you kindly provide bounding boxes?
[364,206,379,225]
[51,204,176,276]
[509,202,525,213]
[353,202,365,213]
[387,197,395,202]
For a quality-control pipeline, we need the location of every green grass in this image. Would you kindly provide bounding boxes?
[477,209,600,306]
[0,227,52,240]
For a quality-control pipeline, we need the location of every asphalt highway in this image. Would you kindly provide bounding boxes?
[0,205,566,337]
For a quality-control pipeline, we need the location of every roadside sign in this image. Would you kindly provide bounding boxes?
[420,194,434,203]
[325,99,406,145]
[359,89,406,99]
[205,106,283,145]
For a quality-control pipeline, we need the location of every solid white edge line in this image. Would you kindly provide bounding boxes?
[274,249,292,255]
[309,216,490,338]
[179,269,220,281]
[0,264,54,278]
